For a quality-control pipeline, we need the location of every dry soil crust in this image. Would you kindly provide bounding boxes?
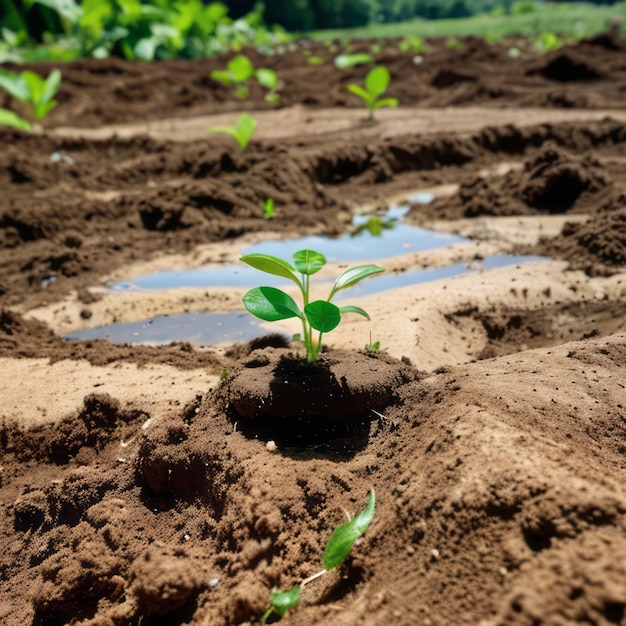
[1,34,626,626]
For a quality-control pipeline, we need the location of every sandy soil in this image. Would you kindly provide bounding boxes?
[1,34,626,626]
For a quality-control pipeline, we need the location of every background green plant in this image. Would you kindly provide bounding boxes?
[347,65,398,121]
[209,112,257,150]
[0,68,61,130]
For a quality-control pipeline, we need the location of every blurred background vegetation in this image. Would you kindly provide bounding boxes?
[1,0,625,62]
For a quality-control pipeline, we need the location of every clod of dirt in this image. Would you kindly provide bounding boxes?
[541,205,626,275]
[519,145,609,212]
[528,50,606,82]
[225,348,417,445]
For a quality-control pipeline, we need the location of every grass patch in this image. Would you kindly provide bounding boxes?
[306,3,626,42]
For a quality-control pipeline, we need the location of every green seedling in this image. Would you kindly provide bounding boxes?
[306,55,324,66]
[210,53,254,98]
[261,490,375,623]
[365,332,380,352]
[334,53,372,69]
[209,113,257,150]
[262,198,276,219]
[0,68,61,131]
[352,215,397,237]
[211,54,281,103]
[347,65,398,122]
[255,67,281,104]
[241,250,384,362]
[398,36,427,54]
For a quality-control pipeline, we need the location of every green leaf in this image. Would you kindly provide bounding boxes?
[323,490,375,571]
[373,97,398,110]
[334,53,372,69]
[347,84,372,104]
[243,286,301,322]
[240,253,299,285]
[228,54,254,82]
[41,69,61,105]
[33,0,83,25]
[261,588,302,623]
[304,300,341,333]
[0,108,32,131]
[263,198,275,219]
[256,67,278,90]
[339,305,370,320]
[0,70,30,103]
[293,249,326,276]
[233,112,256,149]
[332,264,385,293]
[365,66,390,98]
[210,69,233,85]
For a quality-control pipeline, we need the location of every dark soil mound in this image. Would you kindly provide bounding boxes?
[528,51,606,82]
[225,347,417,446]
[411,143,614,220]
[541,204,626,275]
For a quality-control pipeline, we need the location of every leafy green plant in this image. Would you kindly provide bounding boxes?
[398,35,427,54]
[210,53,254,98]
[347,65,398,121]
[533,31,563,52]
[0,68,61,131]
[211,54,281,102]
[261,490,375,623]
[241,250,384,362]
[209,113,257,150]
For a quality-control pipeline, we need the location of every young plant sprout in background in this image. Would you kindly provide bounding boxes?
[0,68,61,131]
[241,250,384,362]
[347,65,398,121]
[211,53,281,103]
[209,112,257,150]
[261,490,376,623]
[334,52,373,69]
[262,198,276,219]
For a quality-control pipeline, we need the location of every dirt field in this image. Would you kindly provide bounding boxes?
[1,33,626,626]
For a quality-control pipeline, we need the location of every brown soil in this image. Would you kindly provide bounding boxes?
[1,35,626,626]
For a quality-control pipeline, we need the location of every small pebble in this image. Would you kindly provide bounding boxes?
[266,440,277,453]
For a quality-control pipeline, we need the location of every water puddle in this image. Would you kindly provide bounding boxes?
[112,195,456,292]
[69,255,547,346]
[66,311,268,346]
[67,193,549,347]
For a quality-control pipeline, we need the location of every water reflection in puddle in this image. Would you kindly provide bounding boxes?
[70,255,546,346]
[112,196,464,292]
[66,311,266,346]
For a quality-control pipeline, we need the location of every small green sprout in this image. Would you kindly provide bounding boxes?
[347,65,398,121]
[261,490,375,623]
[219,368,229,380]
[446,37,465,52]
[398,36,428,54]
[365,332,380,352]
[334,53,373,69]
[211,54,281,103]
[209,113,257,151]
[262,198,276,219]
[240,250,384,362]
[255,68,281,104]
[210,54,254,99]
[307,55,325,66]
[0,68,61,131]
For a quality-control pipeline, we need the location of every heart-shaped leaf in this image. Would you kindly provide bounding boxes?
[304,300,341,333]
[293,249,326,276]
[243,286,301,321]
[323,490,375,571]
